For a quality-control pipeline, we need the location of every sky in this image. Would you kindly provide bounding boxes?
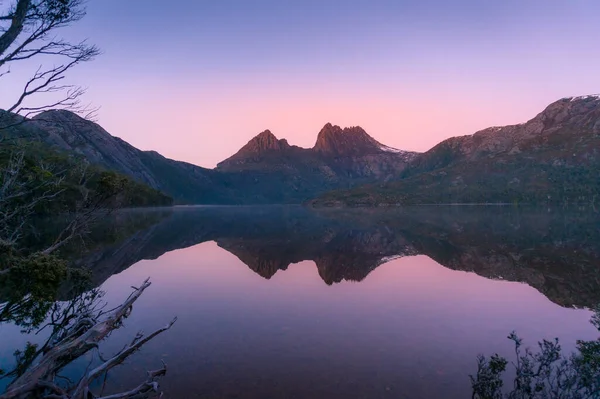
[2,0,600,167]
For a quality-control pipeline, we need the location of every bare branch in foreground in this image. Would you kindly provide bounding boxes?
[0,0,100,121]
[0,278,177,399]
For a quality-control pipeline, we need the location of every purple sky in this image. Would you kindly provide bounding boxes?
[2,0,599,167]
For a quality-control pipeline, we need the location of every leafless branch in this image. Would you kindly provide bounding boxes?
[0,279,177,399]
[0,0,99,121]
[95,363,168,399]
[0,0,31,57]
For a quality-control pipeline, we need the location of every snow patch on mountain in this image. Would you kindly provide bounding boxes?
[379,144,405,153]
[568,94,600,102]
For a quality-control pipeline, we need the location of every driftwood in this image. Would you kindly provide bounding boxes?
[0,278,177,399]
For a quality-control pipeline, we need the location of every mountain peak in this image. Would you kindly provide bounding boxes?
[529,93,600,131]
[314,123,382,156]
[245,129,290,152]
[564,94,600,102]
[33,109,88,123]
[217,129,291,169]
[255,129,275,139]
[219,123,417,171]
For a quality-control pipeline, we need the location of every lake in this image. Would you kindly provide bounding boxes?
[1,206,599,398]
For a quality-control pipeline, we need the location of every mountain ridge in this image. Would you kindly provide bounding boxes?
[310,94,600,207]
[3,93,598,206]
[1,110,417,204]
[217,122,417,170]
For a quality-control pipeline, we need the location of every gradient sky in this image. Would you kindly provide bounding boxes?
[2,0,600,167]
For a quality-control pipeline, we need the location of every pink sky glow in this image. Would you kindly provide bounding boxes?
[1,1,599,168]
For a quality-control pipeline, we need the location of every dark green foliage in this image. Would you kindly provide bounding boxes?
[471,354,508,399]
[9,343,39,380]
[0,246,96,331]
[0,252,67,330]
[0,141,173,215]
[91,170,173,208]
[0,140,170,331]
[7,253,68,297]
[471,309,600,398]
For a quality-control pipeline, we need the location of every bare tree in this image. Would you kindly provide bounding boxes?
[0,145,176,399]
[0,279,177,399]
[0,146,176,397]
[0,4,177,396]
[0,0,99,128]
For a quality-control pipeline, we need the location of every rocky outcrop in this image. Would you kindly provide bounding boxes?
[405,94,600,175]
[314,124,383,156]
[31,110,162,188]
[217,130,295,169]
[312,95,600,206]
[218,122,418,182]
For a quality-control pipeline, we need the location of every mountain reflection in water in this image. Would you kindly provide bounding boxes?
[77,205,600,308]
[2,206,598,399]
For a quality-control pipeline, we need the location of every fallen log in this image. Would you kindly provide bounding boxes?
[1,278,176,399]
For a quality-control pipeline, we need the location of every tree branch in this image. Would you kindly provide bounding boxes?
[0,0,99,120]
[95,364,167,399]
[1,279,176,399]
[0,0,32,57]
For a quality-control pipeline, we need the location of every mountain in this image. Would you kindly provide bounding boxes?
[17,110,243,204]
[218,123,417,180]
[310,95,600,206]
[404,94,600,173]
[5,94,597,206]
[0,138,172,226]
[1,110,417,204]
[314,123,402,156]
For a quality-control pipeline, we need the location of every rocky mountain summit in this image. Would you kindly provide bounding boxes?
[218,122,418,181]
[406,94,600,174]
[311,95,600,206]
[314,123,401,156]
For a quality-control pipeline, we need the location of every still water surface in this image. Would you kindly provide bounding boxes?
[1,206,599,398]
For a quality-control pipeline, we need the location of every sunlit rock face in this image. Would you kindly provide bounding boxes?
[405,95,600,171]
[217,122,418,185]
[311,95,600,207]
